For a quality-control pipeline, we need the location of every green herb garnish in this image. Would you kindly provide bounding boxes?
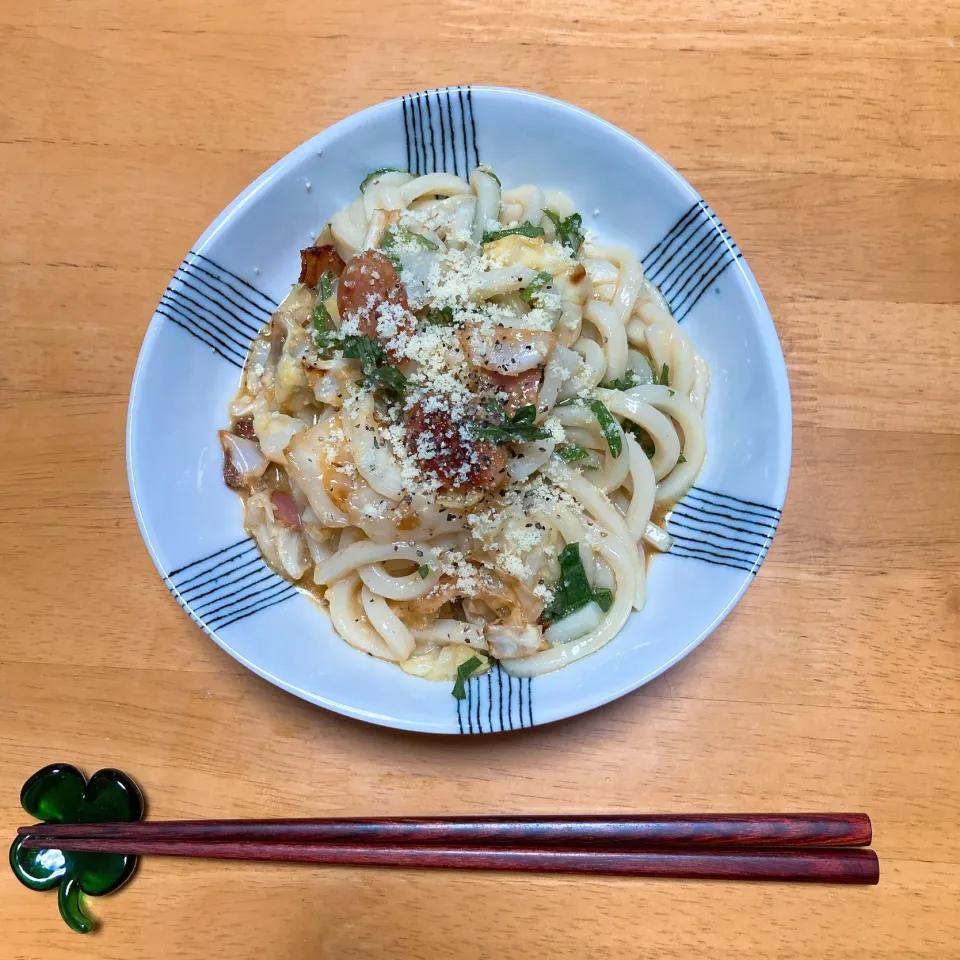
[509,404,537,424]
[519,271,554,304]
[624,421,656,459]
[471,403,551,445]
[342,334,408,401]
[422,305,455,326]
[381,225,439,252]
[556,443,591,463]
[544,209,585,253]
[541,543,614,624]
[418,564,430,578]
[677,454,687,463]
[478,167,501,186]
[659,363,670,386]
[472,422,552,444]
[481,222,545,244]
[311,272,339,357]
[451,655,485,700]
[485,397,508,419]
[360,168,404,191]
[319,272,333,304]
[599,370,641,391]
[587,399,622,459]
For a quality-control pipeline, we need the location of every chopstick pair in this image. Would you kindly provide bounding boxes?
[18,813,880,884]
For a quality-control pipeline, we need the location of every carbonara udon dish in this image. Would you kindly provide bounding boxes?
[220,167,709,691]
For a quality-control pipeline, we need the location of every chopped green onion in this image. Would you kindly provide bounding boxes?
[519,271,554,304]
[544,209,585,253]
[481,222,545,244]
[677,454,687,463]
[587,399,622,459]
[381,225,439,252]
[478,167,501,186]
[659,363,670,386]
[541,543,614,624]
[360,168,404,191]
[451,655,485,700]
[556,443,591,462]
[418,564,430,579]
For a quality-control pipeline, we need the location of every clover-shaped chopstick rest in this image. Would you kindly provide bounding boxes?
[9,763,143,933]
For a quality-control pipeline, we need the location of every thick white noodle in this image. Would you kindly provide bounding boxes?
[501,185,546,227]
[230,170,710,682]
[598,389,681,482]
[361,586,416,661]
[624,433,657,541]
[625,385,706,502]
[584,298,628,381]
[502,507,636,677]
[470,169,501,241]
[314,540,438,586]
[328,575,398,661]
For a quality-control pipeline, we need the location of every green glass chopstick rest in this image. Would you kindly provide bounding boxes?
[10,763,143,933]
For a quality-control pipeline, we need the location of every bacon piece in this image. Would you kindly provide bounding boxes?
[222,451,244,490]
[271,491,302,530]
[405,399,507,491]
[299,245,345,288]
[232,416,256,439]
[337,251,413,341]
[488,368,543,414]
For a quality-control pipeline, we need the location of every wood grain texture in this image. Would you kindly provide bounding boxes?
[1,0,958,956]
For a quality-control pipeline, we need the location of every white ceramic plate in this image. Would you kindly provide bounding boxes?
[127,86,791,734]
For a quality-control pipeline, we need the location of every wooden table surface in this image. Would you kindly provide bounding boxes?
[3,1,959,957]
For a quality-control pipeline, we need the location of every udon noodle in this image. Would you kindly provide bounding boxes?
[221,167,708,686]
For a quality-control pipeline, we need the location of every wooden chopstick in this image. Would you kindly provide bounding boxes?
[17,813,872,848]
[17,837,879,883]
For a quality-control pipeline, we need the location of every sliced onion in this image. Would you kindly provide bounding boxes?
[276,528,310,580]
[538,344,581,412]
[252,405,304,464]
[507,438,556,481]
[468,329,555,375]
[543,601,604,645]
[413,621,487,650]
[219,431,267,480]
[643,522,674,552]
[395,249,438,307]
[484,624,546,659]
